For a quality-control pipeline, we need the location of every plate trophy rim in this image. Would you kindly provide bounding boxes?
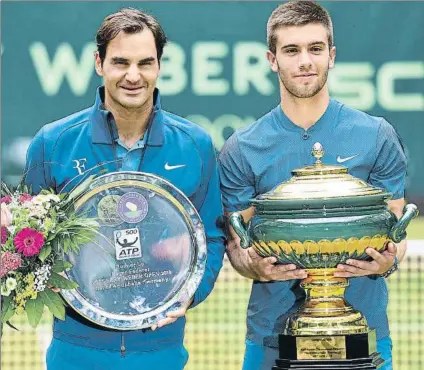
[60,171,207,330]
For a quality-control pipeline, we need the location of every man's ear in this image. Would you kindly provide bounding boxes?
[266,50,279,73]
[94,51,103,77]
[329,46,336,69]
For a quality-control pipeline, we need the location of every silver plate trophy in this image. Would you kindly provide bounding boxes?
[60,172,207,330]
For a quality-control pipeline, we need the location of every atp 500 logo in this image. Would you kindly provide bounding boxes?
[114,228,142,260]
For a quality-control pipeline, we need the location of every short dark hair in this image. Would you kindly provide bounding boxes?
[96,8,168,64]
[267,1,334,54]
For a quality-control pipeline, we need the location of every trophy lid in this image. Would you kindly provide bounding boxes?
[256,143,389,206]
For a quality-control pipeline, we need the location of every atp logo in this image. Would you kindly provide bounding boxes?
[114,228,142,260]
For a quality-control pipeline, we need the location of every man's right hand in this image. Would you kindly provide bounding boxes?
[246,246,307,282]
[225,238,307,282]
[225,207,307,282]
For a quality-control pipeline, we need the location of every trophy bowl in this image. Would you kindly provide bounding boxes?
[230,143,418,339]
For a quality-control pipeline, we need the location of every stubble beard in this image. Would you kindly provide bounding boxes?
[109,87,150,111]
[277,63,329,99]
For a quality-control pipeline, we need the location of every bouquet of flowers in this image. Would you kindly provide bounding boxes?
[0,181,98,333]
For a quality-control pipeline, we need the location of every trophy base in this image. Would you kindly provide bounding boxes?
[273,331,384,370]
[286,270,370,337]
[272,356,381,369]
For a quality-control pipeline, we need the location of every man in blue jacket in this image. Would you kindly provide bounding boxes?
[219,2,406,370]
[24,8,225,370]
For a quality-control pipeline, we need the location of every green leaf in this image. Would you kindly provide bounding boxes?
[65,175,95,202]
[47,272,78,290]
[63,237,70,253]
[52,260,73,273]
[51,238,61,254]
[38,245,52,262]
[25,295,45,328]
[1,296,15,323]
[39,290,65,320]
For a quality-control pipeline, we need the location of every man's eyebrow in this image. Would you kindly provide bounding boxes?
[281,41,326,49]
[110,56,156,64]
[111,57,129,63]
[309,41,326,47]
[281,44,299,49]
[138,57,155,64]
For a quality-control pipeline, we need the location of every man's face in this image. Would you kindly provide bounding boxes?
[95,29,160,110]
[267,23,336,99]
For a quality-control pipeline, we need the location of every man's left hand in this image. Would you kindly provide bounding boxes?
[334,242,397,277]
[151,298,193,331]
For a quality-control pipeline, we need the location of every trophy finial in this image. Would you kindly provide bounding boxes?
[312,142,324,165]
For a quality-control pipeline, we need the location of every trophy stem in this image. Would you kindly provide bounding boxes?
[285,268,369,336]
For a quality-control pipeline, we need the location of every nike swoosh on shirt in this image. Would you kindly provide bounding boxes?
[337,154,359,163]
[164,163,186,170]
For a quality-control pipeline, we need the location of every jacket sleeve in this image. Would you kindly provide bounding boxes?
[218,133,256,212]
[190,140,226,308]
[369,119,407,200]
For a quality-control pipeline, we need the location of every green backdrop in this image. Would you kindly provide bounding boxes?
[1,1,423,211]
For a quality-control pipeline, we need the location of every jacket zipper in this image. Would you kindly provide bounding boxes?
[120,333,126,358]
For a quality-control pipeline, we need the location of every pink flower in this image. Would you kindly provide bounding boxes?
[14,228,45,257]
[0,195,12,204]
[1,226,8,244]
[0,251,22,278]
[19,193,33,203]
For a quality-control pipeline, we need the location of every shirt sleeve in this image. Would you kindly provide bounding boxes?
[369,119,407,200]
[191,139,226,308]
[23,127,53,194]
[218,133,256,212]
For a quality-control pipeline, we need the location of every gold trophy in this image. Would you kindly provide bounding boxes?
[230,143,418,369]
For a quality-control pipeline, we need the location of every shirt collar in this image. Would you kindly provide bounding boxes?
[114,119,149,151]
[90,86,164,146]
[273,98,339,133]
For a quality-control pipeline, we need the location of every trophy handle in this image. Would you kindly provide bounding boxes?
[229,213,251,249]
[389,203,419,243]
